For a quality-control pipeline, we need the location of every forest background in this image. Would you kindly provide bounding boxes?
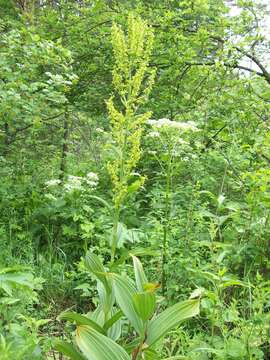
[0,0,270,359]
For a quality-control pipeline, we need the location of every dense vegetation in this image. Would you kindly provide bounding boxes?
[0,1,270,359]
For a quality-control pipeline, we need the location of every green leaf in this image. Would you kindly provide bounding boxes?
[123,338,140,354]
[85,252,105,274]
[97,280,114,314]
[54,340,85,360]
[111,248,158,270]
[133,292,156,321]
[146,299,200,346]
[85,252,111,293]
[58,311,106,335]
[103,310,123,331]
[88,195,112,213]
[112,273,144,335]
[106,308,122,341]
[76,325,130,360]
[132,256,148,292]
[142,348,160,360]
[127,179,143,194]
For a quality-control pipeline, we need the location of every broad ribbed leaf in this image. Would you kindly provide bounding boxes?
[111,248,158,270]
[112,273,144,335]
[124,338,140,354]
[146,299,200,346]
[132,256,148,292]
[142,348,160,360]
[54,340,85,360]
[59,311,106,335]
[107,307,122,341]
[85,252,105,274]
[103,310,123,332]
[97,279,114,314]
[88,306,122,341]
[76,325,130,360]
[85,252,111,293]
[133,292,156,321]
[88,305,104,326]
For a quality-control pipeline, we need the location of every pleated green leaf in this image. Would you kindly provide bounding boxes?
[146,299,200,346]
[106,308,122,341]
[85,252,111,293]
[59,311,106,335]
[103,310,123,332]
[133,292,156,321]
[76,325,130,360]
[132,255,148,292]
[142,348,160,360]
[112,273,144,335]
[96,279,114,314]
[54,340,85,360]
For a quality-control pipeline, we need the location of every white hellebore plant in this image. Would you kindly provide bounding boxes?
[55,253,201,360]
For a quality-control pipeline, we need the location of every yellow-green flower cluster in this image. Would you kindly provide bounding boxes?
[107,14,155,209]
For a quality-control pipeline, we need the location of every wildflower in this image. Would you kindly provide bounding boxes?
[148,131,160,138]
[64,175,83,192]
[86,180,98,188]
[147,118,199,132]
[85,172,99,188]
[86,172,99,182]
[45,179,61,187]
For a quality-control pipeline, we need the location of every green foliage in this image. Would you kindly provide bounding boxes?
[1,1,270,359]
[0,266,47,360]
[56,253,200,359]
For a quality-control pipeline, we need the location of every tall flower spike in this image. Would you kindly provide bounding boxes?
[107,14,155,260]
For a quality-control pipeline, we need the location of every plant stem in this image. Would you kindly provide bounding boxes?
[111,206,120,263]
[161,150,172,295]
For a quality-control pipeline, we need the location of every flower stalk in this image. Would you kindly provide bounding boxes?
[107,14,155,262]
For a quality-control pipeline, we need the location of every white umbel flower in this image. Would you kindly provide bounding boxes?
[45,179,61,187]
[86,172,99,188]
[148,131,160,138]
[86,172,99,181]
[64,175,83,192]
[147,118,198,132]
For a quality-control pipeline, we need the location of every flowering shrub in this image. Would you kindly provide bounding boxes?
[45,172,99,194]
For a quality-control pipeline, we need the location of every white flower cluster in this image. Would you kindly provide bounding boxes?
[45,179,61,187]
[64,175,83,192]
[147,118,198,132]
[148,131,160,138]
[45,172,99,194]
[85,172,99,187]
[63,172,99,193]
